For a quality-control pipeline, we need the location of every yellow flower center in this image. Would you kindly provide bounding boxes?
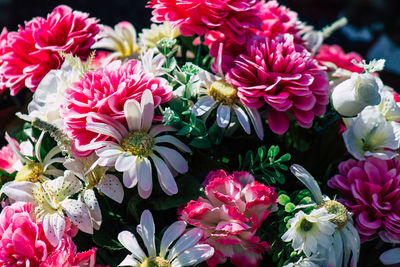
[140,257,171,267]
[209,80,239,106]
[323,200,348,230]
[15,163,43,183]
[121,132,155,158]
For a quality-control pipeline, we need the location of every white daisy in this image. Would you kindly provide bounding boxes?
[139,22,180,50]
[5,131,65,183]
[118,210,214,267]
[290,164,360,267]
[0,171,92,246]
[64,154,124,230]
[82,89,190,199]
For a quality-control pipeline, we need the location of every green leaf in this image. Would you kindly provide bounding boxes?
[176,126,192,136]
[284,203,296,213]
[279,153,291,162]
[92,230,125,250]
[278,194,291,206]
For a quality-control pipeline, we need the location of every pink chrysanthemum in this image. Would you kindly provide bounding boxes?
[180,170,277,267]
[226,34,329,134]
[316,44,364,73]
[0,5,99,95]
[0,136,20,174]
[61,60,173,156]
[147,0,261,44]
[328,157,400,243]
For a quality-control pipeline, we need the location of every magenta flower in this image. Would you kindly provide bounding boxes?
[226,34,329,134]
[0,136,20,174]
[316,44,364,73]
[0,5,99,95]
[147,0,261,44]
[328,157,400,243]
[60,60,173,157]
[180,170,277,267]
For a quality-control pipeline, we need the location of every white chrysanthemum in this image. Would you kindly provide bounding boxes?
[64,154,124,230]
[0,171,92,246]
[5,131,65,182]
[343,106,400,160]
[92,21,139,63]
[290,164,360,267]
[378,86,400,121]
[139,22,180,50]
[282,208,336,257]
[191,69,264,139]
[83,90,190,199]
[118,210,214,267]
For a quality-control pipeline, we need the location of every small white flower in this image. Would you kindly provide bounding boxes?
[343,106,400,160]
[118,210,214,267]
[331,73,382,117]
[1,171,92,246]
[378,86,400,121]
[141,48,166,77]
[282,208,336,257]
[139,22,180,50]
[82,90,190,199]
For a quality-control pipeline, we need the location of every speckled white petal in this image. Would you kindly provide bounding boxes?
[62,198,93,234]
[82,189,102,230]
[43,213,65,247]
[97,174,124,203]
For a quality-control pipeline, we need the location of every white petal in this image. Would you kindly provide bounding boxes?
[88,113,128,139]
[137,158,152,193]
[115,154,136,172]
[141,90,154,131]
[137,210,156,257]
[83,189,102,230]
[5,132,28,164]
[54,171,83,202]
[149,125,176,137]
[63,158,85,179]
[192,95,216,116]
[154,135,191,153]
[0,181,35,202]
[43,213,65,246]
[97,147,124,158]
[62,199,93,234]
[97,174,124,203]
[118,255,139,267]
[160,221,187,258]
[79,141,120,152]
[171,244,214,267]
[150,154,178,195]
[167,228,204,261]
[43,157,66,171]
[86,122,124,143]
[42,146,62,165]
[123,165,138,189]
[233,105,250,134]
[124,99,142,132]
[245,106,264,140]
[154,146,188,174]
[35,131,45,163]
[290,164,324,204]
[216,105,231,128]
[381,248,400,265]
[138,183,152,199]
[118,230,147,261]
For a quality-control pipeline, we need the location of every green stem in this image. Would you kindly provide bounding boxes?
[195,36,204,66]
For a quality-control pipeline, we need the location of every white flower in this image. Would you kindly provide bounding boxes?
[290,164,360,267]
[141,48,166,77]
[18,58,83,127]
[191,70,264,139]
[92,21,139,63]
[64,154,124,230]
[139,22,180,50]
[343,106,400,160]
[5,131,65,182]
[118,210,214,267]
[82,90,190,199]
[0,171,92,246]
[380,248,400,265]
[283,255,322,267]
[282,208,336,257]
[331,73,382,117]
[378,86,400,121]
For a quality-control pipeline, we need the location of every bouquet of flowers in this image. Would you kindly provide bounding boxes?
[0,1,398,266]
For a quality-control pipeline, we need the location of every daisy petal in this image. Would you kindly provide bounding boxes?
[154,135,191,153]
[137,210,157,257]
[124,99,142,132]
[192,95,217,116]
[137,158,152,193]
[216,105,231,128]
[150,154,178,195]
[118,231,146,261]
[141,89,154,131]
[233,105,250,134]
[171,244,214,267]
[119,255,139,267]
[123,165,138,189]
[149,124,176,137]
[115,154,136,172]
[154,146,188,174]
[160,221,187,258]
[167,228,204,262]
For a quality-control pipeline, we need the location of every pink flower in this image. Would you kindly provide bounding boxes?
[328,157,400,243]
[226,34,329,134]
[180,170,277,267]
[0,137,20,174]
[315,44,364,73]
[60,60,173,157]
[0,5,99,95]
[147,0,261,44]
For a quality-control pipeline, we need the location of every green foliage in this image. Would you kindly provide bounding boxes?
[238,145,291,184]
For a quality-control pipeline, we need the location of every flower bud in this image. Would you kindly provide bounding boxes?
[331,73,381,117]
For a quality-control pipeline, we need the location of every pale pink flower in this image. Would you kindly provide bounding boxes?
[0,136,20,174]
[147,0,261,44]
[84,90,190,199]
[0,5,99,95]
[60,59,173,157]
[328,157,400,243]
[180,170,277,267]
[226,34,330,134]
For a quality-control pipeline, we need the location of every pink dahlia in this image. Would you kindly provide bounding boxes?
[0,136,20,174]
[180,170,277,267]
[147,0,261,44]
[61,60,173,156]
[316,44,364,73]
[328,157,400,243]
[226,34,329,134]
[0,5,99,95]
